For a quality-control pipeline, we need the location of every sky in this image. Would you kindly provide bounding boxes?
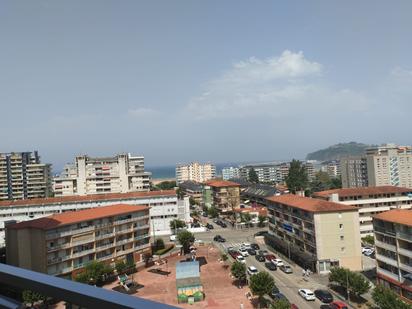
[1,1,412,170]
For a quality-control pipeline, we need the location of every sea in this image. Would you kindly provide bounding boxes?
[146,162,245,180]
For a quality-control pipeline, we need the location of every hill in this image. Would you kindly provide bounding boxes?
[306,142,372,161]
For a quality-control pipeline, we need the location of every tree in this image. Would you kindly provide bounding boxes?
[156,181,177,190]
[372,285,412,309]
[258,215,266,227]
[285,159,308,193]
[270,299,290,309]
[176,230,195,254]
[249,271,275,307]
[221,253,228,267]
[248,168,260,183]
[208,206,219,218]
[230,261,247,287]
[176,187,185,199]
[154,238,165,251]
[330,176,342,189]
[241,212,252,227]
[329,267,370,298]
[75,260,113,285]
[362,235,375,246]
[115,261,127,274]
[170,219,186,233]
[189,196,197,206]
[22,290,45,307]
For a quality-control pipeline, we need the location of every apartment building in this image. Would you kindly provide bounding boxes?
[222,167,240,180]
[340,156,368,188]
[0,151,52,201]
[6,204,151,279]
[175,162,216,184]
[373,209,412,302]
[320,160,341,178]
[366,144,412,188]
[265,194,362,273]
[239,164,278,183]
[0,190,189,247]
[314,186,412,236]
[203,180,240,211]
[53,153,151,196]
[178,181,203,204]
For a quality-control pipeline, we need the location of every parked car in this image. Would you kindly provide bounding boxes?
[251,243,260,250]
[202,212,208,217]
[258,250,269,256]
[328,301,349,309]
[255,254,265,262]
[247,266,259,276]
[254,231,268,237]
[247,248,257,255]
[238,248,249,257]
[241,243,252,249]
[270,292,289,303]
[213,235,226,242]
[206,223,214,229]
[290,305,299,309]
[229,250,240,259]
[169,235,176,241]
[265,254,276,262]
[220,222,227,228]
[236,255,246,263]
[314,289,333,303]
[264,262,277,271]
[280,264,293,273]
[272,258,284,267]
[298,289,316,301]
[269,286,280,299]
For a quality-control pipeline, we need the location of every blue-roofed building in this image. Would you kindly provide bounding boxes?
[175,261,203,304]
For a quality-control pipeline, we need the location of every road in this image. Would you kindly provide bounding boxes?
[191,219,329,309]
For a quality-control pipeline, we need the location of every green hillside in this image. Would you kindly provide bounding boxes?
[306,142,372,161]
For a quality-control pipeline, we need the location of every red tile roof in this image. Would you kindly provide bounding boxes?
[265,194,357,213]
[0,190,176,208]
[204,180,240,187]
[8,204,149,230]
[373,209,412,227]
[313,186,411,198]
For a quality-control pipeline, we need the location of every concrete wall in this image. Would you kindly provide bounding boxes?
[314,211,362,272]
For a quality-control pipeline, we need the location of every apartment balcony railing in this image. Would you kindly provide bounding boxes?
[377,267,400,282]
[72,248,95,259]
[116,247,135,255]
[398,247,412,259]
[51,266,73,275]
[95,243,114,252]
[46,226,95,240]
[116,238,134,246]
[375,240,397,252]
[95,232,115,240]
[399,262,412,274]
[47,242,71,252]
[97,254,114,262]
[72,237,95,247]
[135,224,150,230]
[303,227,314,234]
[114,215,150,226]
[134,234,150,241]
[376,253,398,267]
[397,232,412,242]
[373,226,396,236]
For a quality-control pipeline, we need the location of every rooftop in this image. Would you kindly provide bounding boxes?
[313,186,412,198]
[204,180,240,188]
[265,194,357,213]
[178,181,203,191]
[0,190,176,208]
[8,204,148,230]
[373,209,412,227]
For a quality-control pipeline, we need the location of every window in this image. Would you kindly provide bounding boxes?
[340,235,344,241]
[341,247,345,252]
[339,224,344,230]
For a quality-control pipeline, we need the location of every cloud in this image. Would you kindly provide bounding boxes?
[185,50,370,119]
[128,107,158,118]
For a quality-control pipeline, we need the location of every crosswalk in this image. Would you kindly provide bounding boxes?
[220,242,247,250]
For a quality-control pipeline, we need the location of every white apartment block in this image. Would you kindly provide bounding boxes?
[0,190,190,247]
[320,160,341,178]
[0,151,52,200]
[366,144,412,188]
[53,153,151,196]
[314,186,412,236]
[341,156,368,188]
[222,167,240,180]
[175,162,216,184]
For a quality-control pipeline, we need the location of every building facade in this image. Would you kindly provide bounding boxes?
[321,160,341,179]
[53,153,151,196]
[366,144,412,188]
[0,190,188,247]
[265,194,362,273]
[6,204,151,279]
[222,167,240,180]
[239,164,279,183]
[178,181,203,204]
[373,209,412,302]
[0,151,52,201]
[175,162,216,184]
[340,156,369,188]
[314,186,412,236]
[203,180,240,211]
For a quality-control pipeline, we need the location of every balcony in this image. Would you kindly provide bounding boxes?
[95,232,115,240]
[134,224,150,230]
[377,267,400,282]
[375,240,396,252]
[72,248,95,259]
[46,226,95,240]
[135,234,150,241]
[397,232,412,242]
[47,242,71,252]
[399,262,412,274]
[116,238,134,246]
[95,243,114,252]
[374,226,396,236]
[97,253,114,262]
[376,253,398,267]
[72,237,95,247]
[398,247,412,259]
[52,266,73,275]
